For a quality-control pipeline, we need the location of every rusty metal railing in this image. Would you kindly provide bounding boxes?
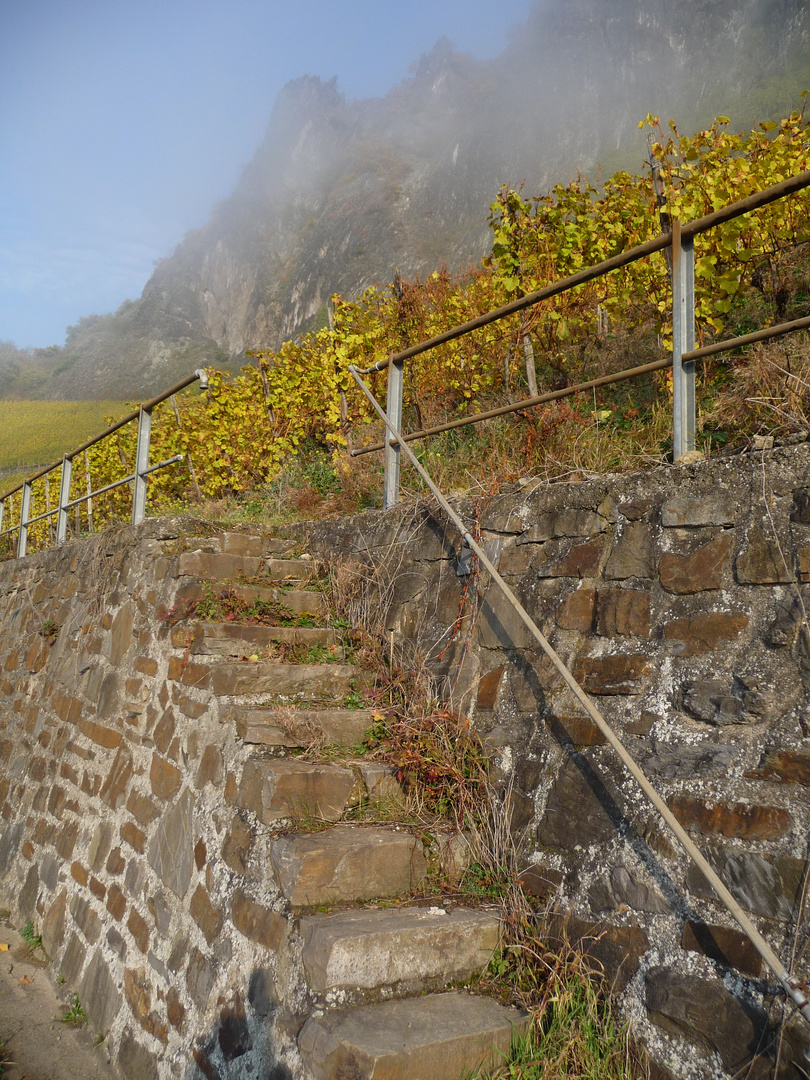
[351,170,810,509]
[0,369,208,560]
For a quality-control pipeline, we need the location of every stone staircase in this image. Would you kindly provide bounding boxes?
[171,530,528,1080]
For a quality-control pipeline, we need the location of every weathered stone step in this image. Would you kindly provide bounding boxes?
[300,907,502,997]
[223,706,377,747]
[207,660,369,698]
[171,622,337,656]
[184,532,268,557]
[176,551,264,580]
[266,557,317,581]
[174,581,327,616]
[237,759,360,824]
[270,825,427,906]
[298,991,530,1080]
[237,759,401,824]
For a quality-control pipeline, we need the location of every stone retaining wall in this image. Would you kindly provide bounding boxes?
[298,443,810,1079]
[0,520,303,1080]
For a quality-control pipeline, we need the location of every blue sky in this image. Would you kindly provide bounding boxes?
[0,0,535,350]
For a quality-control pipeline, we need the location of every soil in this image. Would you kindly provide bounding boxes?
[0,918,115,1080]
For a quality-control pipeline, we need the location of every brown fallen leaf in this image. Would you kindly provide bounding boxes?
[17,974,34,986]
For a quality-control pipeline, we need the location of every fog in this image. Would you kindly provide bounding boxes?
[1,0,807,353]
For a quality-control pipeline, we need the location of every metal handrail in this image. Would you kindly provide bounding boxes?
[349,359,810,1041]
[351,169,810,507]
[0,369,208,559]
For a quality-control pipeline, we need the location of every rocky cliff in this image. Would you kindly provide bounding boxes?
[38,0,810,399]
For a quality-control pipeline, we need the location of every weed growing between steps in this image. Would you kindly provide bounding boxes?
[19,921,43,952]
[189,583,321,628]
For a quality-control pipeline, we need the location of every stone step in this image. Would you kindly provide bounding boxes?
[176,551,265,581]
[173,581,327,617]
[209,660,369,698]
[266,557,318,582]
[298,991,530,1080]
[236,760,401,824]
[300,907,502,997]
[223,707,377,747]
[182,532,268,557]
[237,759,360,824]
[270,825,427,906]
[172,622,337,656]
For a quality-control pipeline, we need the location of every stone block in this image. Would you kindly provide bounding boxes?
[166,986,185,1030]
[153,709,175,753]
[76,719,122,749]
[660,533,732,593]
[124,966,168,1045]
[270,825,427,906]
[108,603,134,666]
[545,714,607,746]
[556,588,596,631]
[150,753,182,801]
[106,846,126,874]
[232,890,287,949]
[211,660,360,698]
[70,893,100,943]
[661,495,737,527]
[190,885,223,945]
[536,758,623,849]
[596,589,650,637]
[121,822,146,854]
[736,527,792,583]
[107,885,127,921]
[681,920,762,977]
[41,888,67,959]
[79,948,121,1033]
[687,848,805,919]
[645,967,768,1074]
[604,522,655,580]
[536,539,604,579]
[572,654,650,695]
[668,795,792,840]
[59,932,86,986]
[745,750,810,784]
[99,747,134,811]
[147,788,195,899]
[195,744,224,789]
[236,759,357,824]
[186,946,216,1012]
[221,816,254,874]
[476,666,505,709]
[117,1029,159,1080]
[664,611,748,657]
[128,908,151,953]
[298,991,529,1080]
[300,907,501,995]
[477,587,536,650]
[640,740,738,779]
[126,790,160,826]
[548,915,648,991]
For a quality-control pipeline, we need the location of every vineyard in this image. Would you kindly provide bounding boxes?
[2,102,810,554]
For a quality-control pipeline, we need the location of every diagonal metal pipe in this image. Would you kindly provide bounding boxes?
[348,361,810,1038]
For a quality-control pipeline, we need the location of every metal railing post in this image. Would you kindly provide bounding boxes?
[17,481,32,558]
[56,455,73,544]
[383,358,404,509]
[132,407,152,525]
[672,219,696,459]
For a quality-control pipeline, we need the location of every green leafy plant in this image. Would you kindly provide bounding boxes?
[61,994,87,1027]
[20,921,42,951]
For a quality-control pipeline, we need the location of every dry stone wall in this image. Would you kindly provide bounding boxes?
[0,520,307,1080]
[297,442,810,1080]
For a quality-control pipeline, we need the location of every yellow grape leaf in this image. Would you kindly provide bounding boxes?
[0,942,9,951]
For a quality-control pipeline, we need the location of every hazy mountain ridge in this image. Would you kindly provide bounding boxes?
[11,0,809,400]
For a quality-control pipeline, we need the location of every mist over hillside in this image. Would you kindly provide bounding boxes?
[8,0,809,401]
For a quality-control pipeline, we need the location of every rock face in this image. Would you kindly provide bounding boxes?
[34,0,810,399]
